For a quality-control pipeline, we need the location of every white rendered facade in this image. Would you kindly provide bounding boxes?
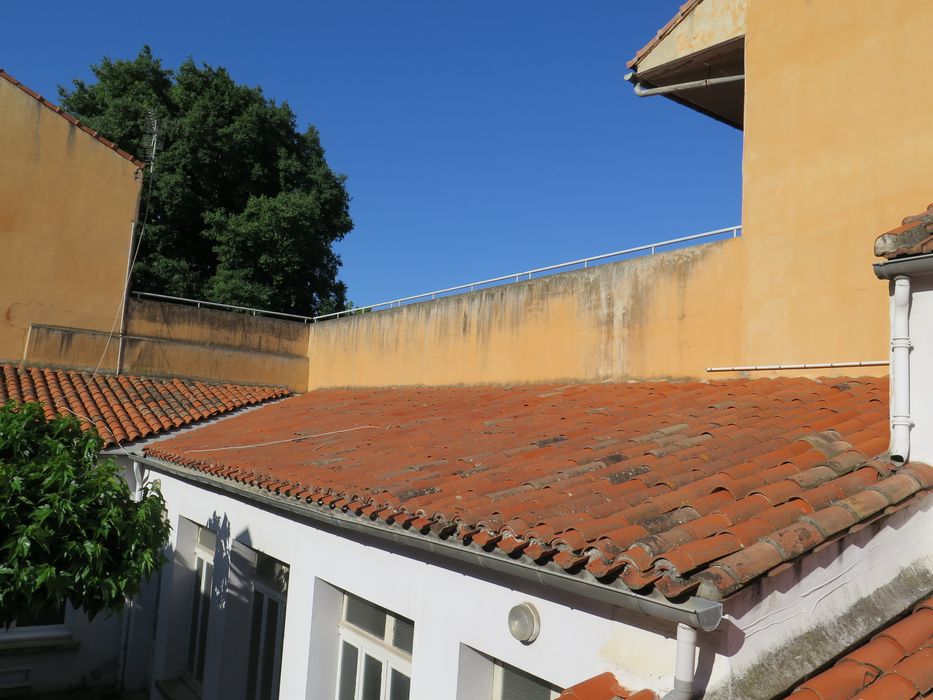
[134,455,933,700]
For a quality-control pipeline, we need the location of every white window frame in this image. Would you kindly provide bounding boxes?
[183,528,216,693]
[491,660,561,700]
[335,595,412,700]
[245,577,287,700]
[0,603,71,641]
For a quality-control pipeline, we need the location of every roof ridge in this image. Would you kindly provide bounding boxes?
[0,68,145,168]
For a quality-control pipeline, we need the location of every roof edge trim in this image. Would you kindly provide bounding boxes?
[0,69,145,168]
[628,0,706,69]
[874,253,933,279]
[136,453,723,631]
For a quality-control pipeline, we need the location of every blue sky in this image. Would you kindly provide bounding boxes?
[4,1,742,308]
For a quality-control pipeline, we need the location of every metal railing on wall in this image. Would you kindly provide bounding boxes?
[131,224,741,324]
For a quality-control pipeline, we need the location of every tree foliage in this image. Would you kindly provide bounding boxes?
[59,47,353,316]
[0,403,170,625]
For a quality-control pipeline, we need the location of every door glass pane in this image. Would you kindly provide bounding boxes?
[391,617,414,654]
[195,561,213,681]
[246,590,265,700]
[259,598,280,700]
[361,654,383,700]
[186,557,203,673]
[390,669,411,700]
[338,642,359,700]
[501,665,553,700]
[345,595,387,639]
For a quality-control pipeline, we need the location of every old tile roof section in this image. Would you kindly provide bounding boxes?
[628,0,705,69]
[790,594,933,700]
[142,377,933,601]
[559,672,657,700]
[0,364,289,448]
[0,69,145,168]
[873,203,933,259]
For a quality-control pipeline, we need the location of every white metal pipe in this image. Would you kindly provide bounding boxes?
[706,360,888,372]
[663,623,697,700]
[891,276,911,464]
[628,73,745,98]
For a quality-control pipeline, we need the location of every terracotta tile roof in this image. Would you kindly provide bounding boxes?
[627,0,705,69]
[142,377,933,601]
[559,672,657,700]
[0,69,145,168]
[874,203,933,259]
[790,594,933,699]
[0,364,289,448]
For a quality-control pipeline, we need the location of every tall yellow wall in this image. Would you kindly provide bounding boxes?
[0,78,142,365]
[307,240,745,389]
[740,0,933,369]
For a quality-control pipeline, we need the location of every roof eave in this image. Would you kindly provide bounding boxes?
[873,253,933,280]
[135,451,724,632]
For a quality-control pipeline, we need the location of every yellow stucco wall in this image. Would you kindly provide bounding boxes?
[0,78,142,366]
[739,0,933,372]
[307,240,745,389]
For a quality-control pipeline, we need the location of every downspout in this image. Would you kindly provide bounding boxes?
[891,275,911,463]
[662,623,697,700]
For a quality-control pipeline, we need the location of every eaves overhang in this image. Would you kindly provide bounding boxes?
[874,253,933,280]
[627,0,746,129]
[133,451,724,632]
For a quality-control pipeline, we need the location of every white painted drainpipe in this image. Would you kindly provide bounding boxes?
[890,276,911,463]
[663,623,697,700]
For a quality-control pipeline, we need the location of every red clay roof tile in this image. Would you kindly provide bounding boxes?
[791,594,933,700]
[873,203,933,260]
[558,671,657,700]
[0,364,289,447]
[139,376,932,602]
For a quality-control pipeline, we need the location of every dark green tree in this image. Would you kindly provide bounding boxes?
[59,46,353,316]
[0,403,170,625]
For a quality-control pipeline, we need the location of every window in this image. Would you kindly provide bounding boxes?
[492,661,560,700]
[0,601,68,639]
[185,527,216,687]
[245,553,289,700]
[336,593,413,700]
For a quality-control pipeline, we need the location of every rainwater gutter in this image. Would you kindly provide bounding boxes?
[624,72,745,98]
[132,452,723,633]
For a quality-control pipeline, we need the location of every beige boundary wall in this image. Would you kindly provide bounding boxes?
[307,240,746,389]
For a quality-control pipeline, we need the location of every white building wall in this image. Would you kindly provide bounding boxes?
[904,274,933,464]
[141,461,933,700]
[144,471,694,699]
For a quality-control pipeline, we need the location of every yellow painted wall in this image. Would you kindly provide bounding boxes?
[0,78,142,366]
[740,0,933,371]
[307,240,746,389]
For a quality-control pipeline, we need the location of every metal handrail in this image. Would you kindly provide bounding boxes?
[132,224,741,323]
[129,292,319,322]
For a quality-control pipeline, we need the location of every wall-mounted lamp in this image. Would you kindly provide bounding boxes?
[508,602,541,644]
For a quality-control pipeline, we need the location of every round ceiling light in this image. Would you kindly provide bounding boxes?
[507,602,541,644]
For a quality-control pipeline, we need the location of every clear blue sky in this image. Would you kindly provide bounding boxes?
[4,1,742,308]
